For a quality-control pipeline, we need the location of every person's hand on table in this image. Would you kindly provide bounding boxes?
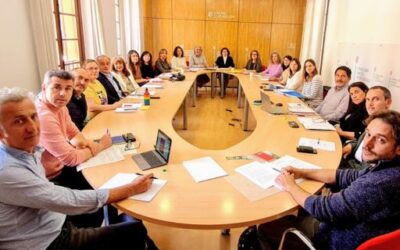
[130,173,154,195]
[276,170,297,192]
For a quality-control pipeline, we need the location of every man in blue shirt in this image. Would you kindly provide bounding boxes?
[0,87,157,249]
[258,110,400,250]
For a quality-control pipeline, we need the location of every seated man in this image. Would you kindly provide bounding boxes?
[67,68,89,130]
[97,55,125,104]
[341,86,392,169]
[258,109,400,249]
[0,87,157,249]
[315,66,351,122]
[36,69,117,227]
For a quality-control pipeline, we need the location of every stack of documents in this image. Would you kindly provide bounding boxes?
[77,145,125,171]
[182,156,228,182]
[115,103,142,113]
[235,155,321,190]
[100,173,167,202]
[288,103,316,116]
[297,117,336,131]
[149,77,163,83]
[235,161,279,189]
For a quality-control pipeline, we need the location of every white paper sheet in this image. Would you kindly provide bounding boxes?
[77,146,125,171]
[144,84,163,89]
[182,156,228,182]
[99,173,167,202]
[298,137,336,151]
[235,161,280,189]
[271,155,321,171]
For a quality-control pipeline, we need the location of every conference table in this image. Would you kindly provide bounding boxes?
[82,69,342,230]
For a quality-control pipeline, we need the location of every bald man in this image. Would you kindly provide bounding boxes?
[67,68,90,130]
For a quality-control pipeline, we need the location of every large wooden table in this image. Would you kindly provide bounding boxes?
[82,70,342,229]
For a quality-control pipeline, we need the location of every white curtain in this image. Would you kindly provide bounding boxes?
[299,0,329,71]
[27,0,59,79]
[121,0,143,55]
[81,0,105,59]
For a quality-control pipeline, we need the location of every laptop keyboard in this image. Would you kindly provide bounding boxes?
[142,151,163,165]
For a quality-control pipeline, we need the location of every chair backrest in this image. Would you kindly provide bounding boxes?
[357,229,400,250]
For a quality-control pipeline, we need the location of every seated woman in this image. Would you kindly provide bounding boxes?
[189,46,209,88]
[127,50,148,85]
[83,59,122,119]
[171,46,187,71]
[154,48,172,75]
[336,82,369,144]
[215,47,235,95]
[112,56,139,94]
[283,58,303,92]
[140,51,155,79]
[262,52,283,80]
[280,55,293,83]
[244,50,263,73]
[302,59,324,109]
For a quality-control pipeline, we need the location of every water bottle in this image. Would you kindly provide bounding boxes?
[143,88,150,106]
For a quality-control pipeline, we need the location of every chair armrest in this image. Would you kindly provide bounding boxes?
[278,228,316,250]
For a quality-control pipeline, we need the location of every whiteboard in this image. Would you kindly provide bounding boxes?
[337,43,400,111]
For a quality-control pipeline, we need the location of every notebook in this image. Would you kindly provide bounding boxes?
[132,130,172,170]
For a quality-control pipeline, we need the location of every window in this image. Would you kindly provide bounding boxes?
[115,0,122,56]
[53,0,85,70]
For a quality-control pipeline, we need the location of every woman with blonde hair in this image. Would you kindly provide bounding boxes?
[262,52,283,80]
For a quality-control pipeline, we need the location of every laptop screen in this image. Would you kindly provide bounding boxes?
[155,129,172,162]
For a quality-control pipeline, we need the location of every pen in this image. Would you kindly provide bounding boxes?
[135,172,158,179]
[272,167,281,173]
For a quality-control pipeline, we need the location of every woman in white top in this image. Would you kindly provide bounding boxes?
[112,57,140,94]
[171,46,187,70]
[302,59,323,109]
[283,58,303,92]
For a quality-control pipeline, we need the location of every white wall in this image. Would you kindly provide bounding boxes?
[0,0,40,92]
[321,0,400,86]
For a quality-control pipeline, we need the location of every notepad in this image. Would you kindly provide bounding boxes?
[298,137,335,151]
[115,103,142,113]
[182,156,228,182]
[100,173,167,202]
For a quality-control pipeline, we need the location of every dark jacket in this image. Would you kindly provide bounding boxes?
[97,72,122,104]
[215,56,235,68]
[306,158,400,250]
[66,93,87,131]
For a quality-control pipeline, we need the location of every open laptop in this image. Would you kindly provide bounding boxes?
[260,91,287,115]
[132,130,172,170]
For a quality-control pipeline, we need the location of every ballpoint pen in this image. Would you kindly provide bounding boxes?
[135,172,158,179]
